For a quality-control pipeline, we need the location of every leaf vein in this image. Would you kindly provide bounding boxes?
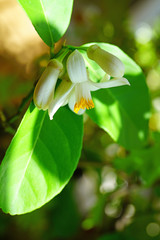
[39,0,54,45]
[13,113,46,204]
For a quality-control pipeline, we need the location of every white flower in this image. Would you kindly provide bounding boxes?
[33,59,63,110]
[48,50,130,120]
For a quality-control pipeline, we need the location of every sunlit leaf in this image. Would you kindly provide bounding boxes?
[17,0,74,46]
[0,102,83,215]
[81,43,150,150]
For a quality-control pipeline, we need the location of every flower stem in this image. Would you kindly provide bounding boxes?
[63,45,88,52]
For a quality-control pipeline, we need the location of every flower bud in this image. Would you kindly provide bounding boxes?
[33,59,63,110]
[87,44,125,78]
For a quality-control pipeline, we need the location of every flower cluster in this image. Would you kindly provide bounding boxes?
[33,44,130,120]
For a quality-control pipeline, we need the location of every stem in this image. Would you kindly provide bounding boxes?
[50,45,55,59]
[63,45,88,52]
[0,88,34,135]
[8,88,34,124]
[56,48,70,62]
[0,111,16,135]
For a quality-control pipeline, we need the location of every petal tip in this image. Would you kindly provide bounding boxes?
[48,111,53,120]
[123,78,131,86]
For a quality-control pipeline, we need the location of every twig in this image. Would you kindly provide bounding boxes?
[0,88,34,134]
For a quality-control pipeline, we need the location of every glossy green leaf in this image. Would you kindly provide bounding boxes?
[80,43,150,150]
[0,103,83,215]
[17,0,74,46]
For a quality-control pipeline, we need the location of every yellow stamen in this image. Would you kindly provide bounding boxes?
[74,97,94,113]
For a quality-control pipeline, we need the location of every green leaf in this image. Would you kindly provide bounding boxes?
[80,43,150,150]
[17,0,74,46]
[0,103,83,215]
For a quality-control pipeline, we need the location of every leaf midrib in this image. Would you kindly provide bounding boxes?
[13,112,46,205]
[39,0,54,45]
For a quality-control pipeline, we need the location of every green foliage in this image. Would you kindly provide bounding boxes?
[98,233,123,240]
[1,0,160,239]
[17,0,74,46]
[114,141,160,186]
[81,43,150,150]
[0,102,83,215]
[47,183,80,239]
[0,43,150,215]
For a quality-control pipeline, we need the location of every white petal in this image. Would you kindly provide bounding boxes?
[33,60,63,110]
[68,82,94,114]
[48,80,75,119]
[68,92,86,115]
[67,50,88,83]
[89,78,130,91]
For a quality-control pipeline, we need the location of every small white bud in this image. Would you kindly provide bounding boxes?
[87,44,125,78]
[33,59,63,110]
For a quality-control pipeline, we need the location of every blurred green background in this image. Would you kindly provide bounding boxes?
[1,0,160,239]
